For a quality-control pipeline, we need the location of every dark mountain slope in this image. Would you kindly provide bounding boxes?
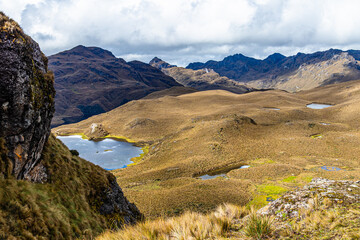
[49,46,181,126]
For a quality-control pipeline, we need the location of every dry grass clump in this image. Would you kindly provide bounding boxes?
[98,203,249,240]
[277,198,360,239]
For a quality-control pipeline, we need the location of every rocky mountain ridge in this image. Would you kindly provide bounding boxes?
[150,57,252,94]
[187,49,360,92]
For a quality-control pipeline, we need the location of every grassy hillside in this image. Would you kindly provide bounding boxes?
[98,200,360,240]
[0,135,141,239]
[54,79,360,219]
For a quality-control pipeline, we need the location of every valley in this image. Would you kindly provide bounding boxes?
[54,79,360,219]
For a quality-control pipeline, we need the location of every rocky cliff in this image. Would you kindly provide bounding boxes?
[0,12,142,239]
[0,12,55,181]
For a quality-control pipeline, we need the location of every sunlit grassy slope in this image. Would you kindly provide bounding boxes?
[54,79,360,218]
[98,200,360,240]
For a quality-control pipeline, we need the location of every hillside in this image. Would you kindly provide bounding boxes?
[54,79,360,219]
[187,49,360,92]
[150,57,252,94]
[99,178,360,239]
[0,12,141,239]
[49,46,181,126]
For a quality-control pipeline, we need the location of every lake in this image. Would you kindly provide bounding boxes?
[57,135,143,170]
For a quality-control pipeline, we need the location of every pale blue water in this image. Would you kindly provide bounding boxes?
[306,103,333,109]
[199,173,227,180]
[57,135,142,170]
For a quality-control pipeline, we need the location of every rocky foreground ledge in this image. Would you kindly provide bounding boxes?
[254,178,360,239]
[259,178,360,219]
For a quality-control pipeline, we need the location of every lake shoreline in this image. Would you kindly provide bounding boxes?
[56,134,147,170]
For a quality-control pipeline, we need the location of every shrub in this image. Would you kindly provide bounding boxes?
[70,149,79,156]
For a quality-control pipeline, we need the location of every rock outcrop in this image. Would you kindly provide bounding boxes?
[0,12,55,181]
[259,178,360,219]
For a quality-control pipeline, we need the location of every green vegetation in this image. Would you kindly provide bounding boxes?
[281,176,297,183]
[244,211,273,240]
[256,184,288,196]
[0,135,134,239]
[310,134,323,139]
[0,138,12,178]
[129,145,149,166]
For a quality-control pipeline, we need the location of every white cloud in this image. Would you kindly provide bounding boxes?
[2,0,360,66]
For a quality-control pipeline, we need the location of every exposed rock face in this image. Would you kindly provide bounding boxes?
[100,179,142,225]
[0,13,55,181]
[149,56,177,69]
[85,123,109,139]
[259,178,360,219]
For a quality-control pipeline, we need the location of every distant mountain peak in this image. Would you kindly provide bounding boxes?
[265,53,286,63]
[55,45,116,59]
[149,57,177,69]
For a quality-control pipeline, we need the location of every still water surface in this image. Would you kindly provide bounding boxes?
[57,135,142,170]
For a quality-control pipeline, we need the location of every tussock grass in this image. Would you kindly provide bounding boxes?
[244,210,273,240]
[98,203,249,240]
[281,200,360,239]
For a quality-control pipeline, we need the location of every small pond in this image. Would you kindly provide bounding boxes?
[199,165,250,180]
[57,135,143,170]
[199,173,227,180]
[306,103,333,109]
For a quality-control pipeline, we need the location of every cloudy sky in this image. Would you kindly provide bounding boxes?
[2,0,360,66]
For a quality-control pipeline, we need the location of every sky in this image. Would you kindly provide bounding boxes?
[2,0,360,66]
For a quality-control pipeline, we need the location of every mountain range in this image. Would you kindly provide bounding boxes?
[50,46,360,127]
[150,57,252,94]
[187,49,360,92]
[49,46,181,126]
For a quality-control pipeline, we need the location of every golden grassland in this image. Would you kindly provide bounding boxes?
[98,200,360,239]
[53,79,360,219]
